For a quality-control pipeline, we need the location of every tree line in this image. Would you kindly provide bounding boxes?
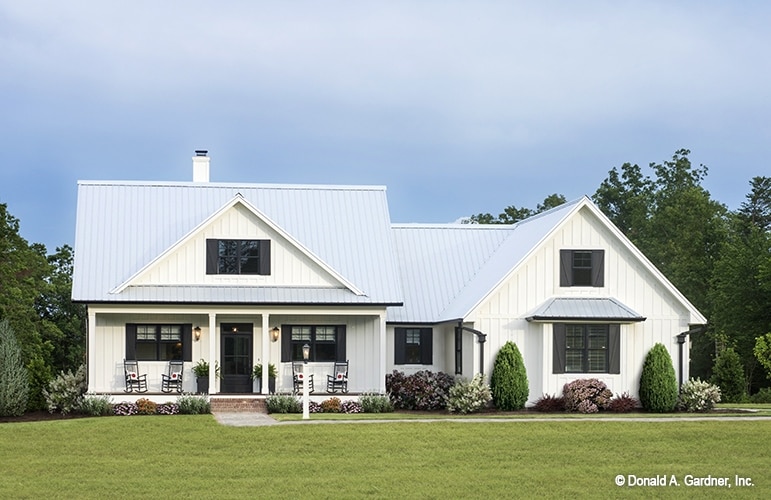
[468,149,771,396]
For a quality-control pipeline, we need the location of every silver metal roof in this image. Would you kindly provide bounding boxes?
[72,181,403,304]
[525,297,646,322]
[388,199,582,323]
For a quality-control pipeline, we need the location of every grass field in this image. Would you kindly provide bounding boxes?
[2,416,770,498]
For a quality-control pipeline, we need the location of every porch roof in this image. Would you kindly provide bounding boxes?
[525,297,646,322]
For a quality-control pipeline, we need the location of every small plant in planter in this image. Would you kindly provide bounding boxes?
[252,363,278,393]
[192,359,221,394]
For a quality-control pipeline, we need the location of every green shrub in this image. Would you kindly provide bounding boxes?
[447,375,491,414]
[176,394,210,414]
[79,393,113,416]
[678,378,721,412]
[711,348,746,403]
[639,343,678,413]
[44,364,87,415]
[0,319,29,417]
[265,394,301,413]
[562,378,612,414]
[489,341,529,411]
[359,393,394,413]
[25,354,52,412]
[533,394,565,412]
[750,387,771,403]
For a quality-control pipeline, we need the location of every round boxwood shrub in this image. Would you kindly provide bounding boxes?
[711,347,746,403]
[639,343,678,413]
[489,341,529,411]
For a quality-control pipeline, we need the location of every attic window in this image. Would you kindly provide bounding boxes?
[560,249,604,287]
[206,239,271,275]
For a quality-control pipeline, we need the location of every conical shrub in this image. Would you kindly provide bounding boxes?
[639,343,678,412]
[490,341,529,410]
[711,347,746,403]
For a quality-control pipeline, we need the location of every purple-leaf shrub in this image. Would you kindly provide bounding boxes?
[386,370,454,410]
[562,378,613,414]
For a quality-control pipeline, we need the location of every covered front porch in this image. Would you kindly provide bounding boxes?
[86,304,388,396]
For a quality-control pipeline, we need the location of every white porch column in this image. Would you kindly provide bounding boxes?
[87,310,96,392]
[378,312,387,393]
[260,313,270,395]
[208,313,216,394]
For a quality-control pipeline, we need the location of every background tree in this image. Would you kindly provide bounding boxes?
[711,347,747,403]
[467,194,566,224]
[0,319,30,416]
[708,177,771,392]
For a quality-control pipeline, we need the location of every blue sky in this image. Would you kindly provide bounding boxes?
[1,1,769,252]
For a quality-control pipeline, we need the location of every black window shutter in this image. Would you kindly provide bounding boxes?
[421,328,433,365]
[182,324,192,362]
[125,324,137,360]
[258,240,271,275]
[206,239,219,274]
[553,323,566,374]
[559,250,572,286]
[591,250,605,287]
[336,325,346,361]
[281,325,291,362]
[608,324,620,374]
[394,328,406,365]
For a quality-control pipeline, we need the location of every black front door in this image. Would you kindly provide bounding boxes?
[220,324,252,393]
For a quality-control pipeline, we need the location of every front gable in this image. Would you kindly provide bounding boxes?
[124,200,347,290]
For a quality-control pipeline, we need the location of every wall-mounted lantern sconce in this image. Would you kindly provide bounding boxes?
[193,326,202,342]
[302,343,310,363]
[270,326,280,343]
[231,326,238,333]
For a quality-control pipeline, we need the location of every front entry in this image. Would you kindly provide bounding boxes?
[220,323,253,393]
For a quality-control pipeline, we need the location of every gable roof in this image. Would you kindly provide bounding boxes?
[389,196,707,325]
[389,199,581,323]
[72,181,403,305]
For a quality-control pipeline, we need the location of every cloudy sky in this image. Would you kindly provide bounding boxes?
[1,1,769,252]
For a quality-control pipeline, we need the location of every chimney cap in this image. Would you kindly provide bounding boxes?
[195,150,208,156]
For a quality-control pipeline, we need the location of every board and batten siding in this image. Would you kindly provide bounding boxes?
[133,203,342,288]
[470,206,694,402]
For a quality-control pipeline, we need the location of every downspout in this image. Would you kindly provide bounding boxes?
[457,321,487,377]
[677,325,707,387]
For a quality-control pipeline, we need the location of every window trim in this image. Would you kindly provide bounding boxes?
[553,323,620,374]
[394,327,433,365]
[125,323,192,362]
[559,249,604,287]
[280,324,346,362]
[206,239,271,276]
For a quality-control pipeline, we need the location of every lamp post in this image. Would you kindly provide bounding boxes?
[302,343,310,420]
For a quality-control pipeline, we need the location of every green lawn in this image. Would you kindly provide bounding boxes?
[1,416,770,498]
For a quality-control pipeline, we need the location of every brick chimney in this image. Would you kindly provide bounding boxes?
[193,150,209,182]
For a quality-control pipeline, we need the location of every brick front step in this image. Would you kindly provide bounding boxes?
[210,397,267,413]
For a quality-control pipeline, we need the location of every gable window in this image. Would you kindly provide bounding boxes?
[125,324,192,362]
[394,327,433,365]
[206,239,271,275]
[553,323,619,374]
[560,249,604,287]
[280,325,346,362]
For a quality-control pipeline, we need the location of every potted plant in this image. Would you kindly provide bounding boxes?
[193,359,221,394]
[251,363,278,394]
